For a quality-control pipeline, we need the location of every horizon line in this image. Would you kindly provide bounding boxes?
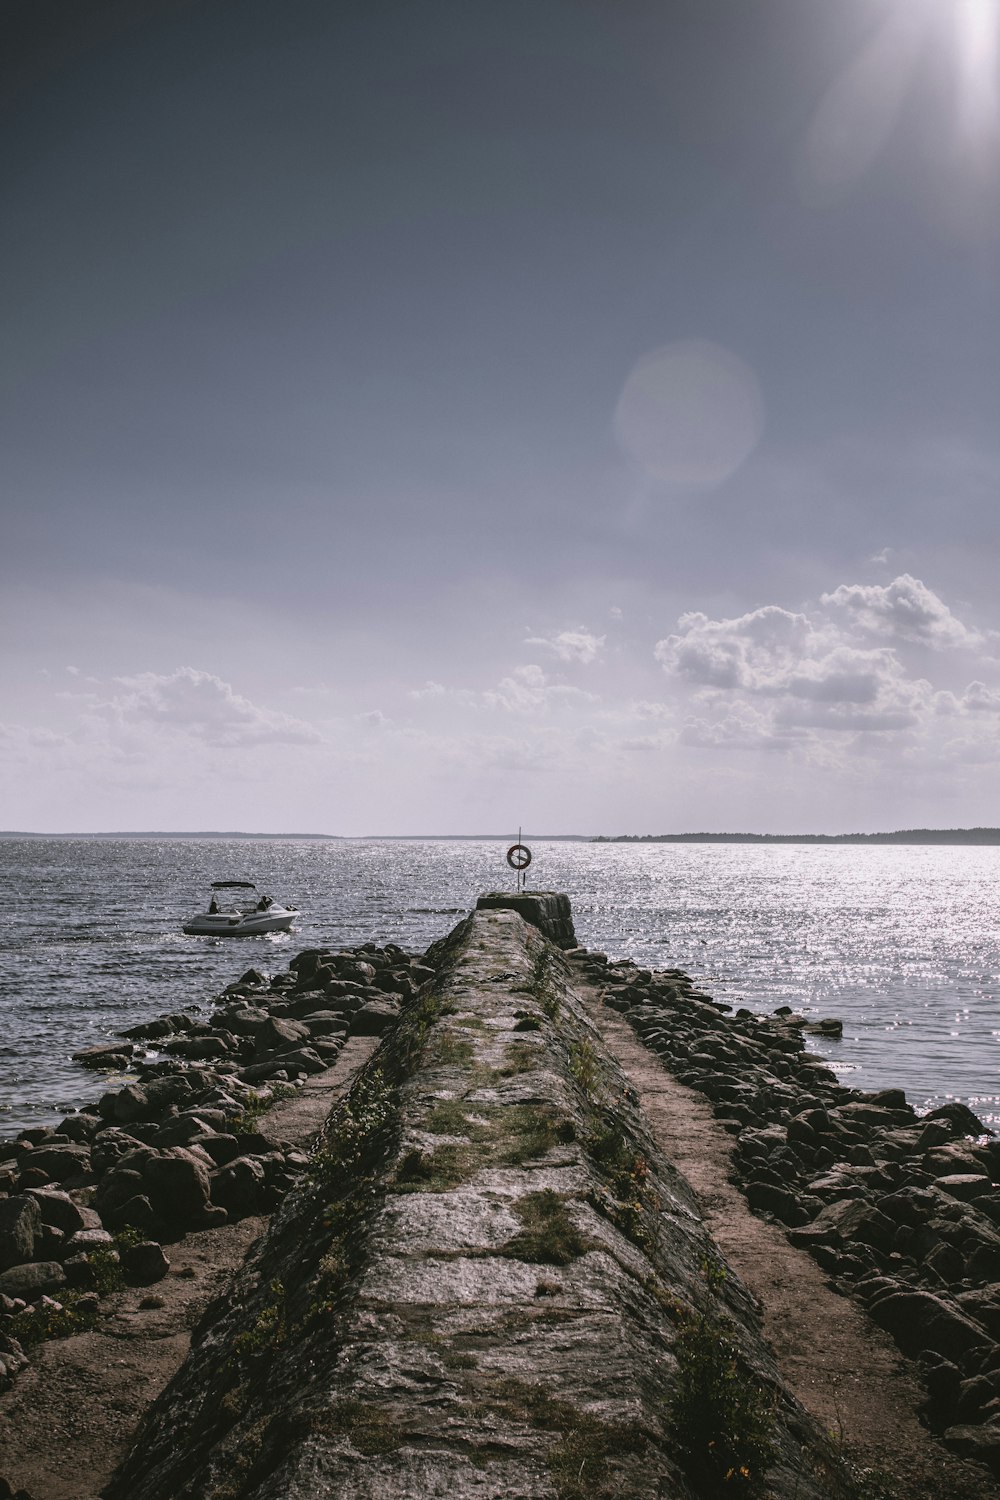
[4,826,1000,841]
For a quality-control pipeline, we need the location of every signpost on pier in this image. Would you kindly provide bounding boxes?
[506,829,532,892]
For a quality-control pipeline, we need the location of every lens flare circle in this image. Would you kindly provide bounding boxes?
[614,340,764,489]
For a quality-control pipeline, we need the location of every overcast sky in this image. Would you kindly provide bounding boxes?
[4,0,1000,834]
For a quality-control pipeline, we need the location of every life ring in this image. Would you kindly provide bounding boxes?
[506,843,532,872]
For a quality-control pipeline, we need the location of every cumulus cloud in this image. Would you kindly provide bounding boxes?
[655,606,814,693]
[524,628,605,664]
[821,574,983,649]
[957,681,1000,713]
[485,664,596,713]
[655,589,945,739]
[102,668,322,747]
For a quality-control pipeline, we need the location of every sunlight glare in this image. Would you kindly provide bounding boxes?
[953,0,1000,140]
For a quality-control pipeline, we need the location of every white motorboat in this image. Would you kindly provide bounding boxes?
[183,881,298,937]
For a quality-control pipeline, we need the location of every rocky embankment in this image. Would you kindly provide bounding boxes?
[99,904,856,1500]
[0,938,433,1402]
[1,891,997,1499]
[577,948,1000,1477]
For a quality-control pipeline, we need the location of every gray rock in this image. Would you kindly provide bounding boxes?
[0,1197,41,1273]
[24,1187,87,1236]
[942,1421,1000,1473]
[351,998,401,1036]
[63,1228,115,1254]
[870,1289,990,1362]
[209,1156,266,1218]
[926,1102,994,1138]
[935,1173,994,1202]
[143,1148,211,1223]
[72,1042,135,1068]
[121,1240,170,1283]
[24,1144,91,1183]
[254,1017,309,1056]
[0,1260,67,1301]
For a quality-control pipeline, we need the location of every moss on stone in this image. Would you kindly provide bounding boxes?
[502,1189,588,1266]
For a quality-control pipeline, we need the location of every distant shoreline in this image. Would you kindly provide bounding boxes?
[0,831,591,842]
[592,828,1000,845]
[4,828,1000,845]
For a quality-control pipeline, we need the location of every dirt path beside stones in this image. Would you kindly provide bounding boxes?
[577,983,998,1500]
[0,1036,378,1500]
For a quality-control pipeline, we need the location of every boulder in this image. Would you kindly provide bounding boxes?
[935,1173,993,1202]
[72,1042,135,1068]
[23,1144,91,1183]
[870,1289,990,1362]
[0,1198,41,1273]
[0,1261,67,1301]
[63,1228,115,1255]
[24,1188,87,1236]
[806,1197,896,1252]
[254,1017,310,1056]
[352,998,402,1036]
[143,1148,212,1224]
[209,1156,267,1218]
[106,1195,156,1234]
[942,1421,1000,1474]
[121,1240,170,1284]
[925,1102,994,1138]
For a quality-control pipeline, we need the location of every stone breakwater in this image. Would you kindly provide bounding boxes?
[100,902,855,1500]
[581,946,1000,1478]
[0,891,995,1498]
[0,936,434,1401]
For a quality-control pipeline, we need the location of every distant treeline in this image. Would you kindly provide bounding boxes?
[592,828,1000,845]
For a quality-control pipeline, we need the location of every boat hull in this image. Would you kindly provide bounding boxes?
[182,908,296,937]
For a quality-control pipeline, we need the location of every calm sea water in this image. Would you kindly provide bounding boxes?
[1,837,999,1136]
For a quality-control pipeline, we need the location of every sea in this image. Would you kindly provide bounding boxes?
[1,837,999,1138]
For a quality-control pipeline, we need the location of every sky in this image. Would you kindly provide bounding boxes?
[3,0,1000,835]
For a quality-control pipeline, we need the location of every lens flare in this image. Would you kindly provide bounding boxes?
[614,341,764,489]
[954,0,1000,141]
[798,0,1000,203]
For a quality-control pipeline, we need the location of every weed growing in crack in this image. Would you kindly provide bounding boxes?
[309,1066,397,1188]
[484,1377,647,1500]
[500,1039,540,1075]
[393,1143,477,1192]
[230,1279,287,1367]
[227,1082,298,1134]
[503,1189,588,1265]
[667,1269,775,1499]
[529,948,562,1020]
[319,1401,404,1454]
[568,1039,599,1095]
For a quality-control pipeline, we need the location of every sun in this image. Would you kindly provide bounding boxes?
[952,0,1000,139]
[799,0,1000,201]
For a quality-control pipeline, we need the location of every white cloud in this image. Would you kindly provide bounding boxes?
[821,574,983,649]
[654,582,966,743]
[958,681,1000,713]
[655,606,815,693]
[101,668,322,747]
[484,664,596,713]
[524,628,605,664]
